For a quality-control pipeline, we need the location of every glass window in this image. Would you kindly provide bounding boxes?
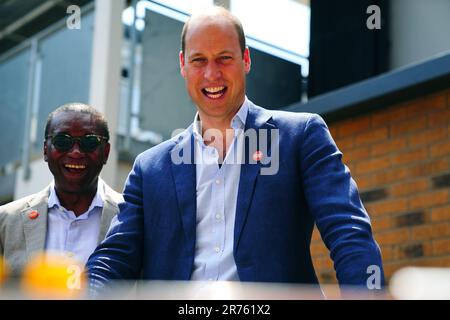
[0,49,30,166]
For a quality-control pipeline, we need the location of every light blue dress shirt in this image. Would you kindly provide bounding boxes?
[190,98,249,281]
[45,179,105,265]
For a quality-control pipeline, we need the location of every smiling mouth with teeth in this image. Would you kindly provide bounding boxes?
[64,164,86,170]
[202,86,227,99]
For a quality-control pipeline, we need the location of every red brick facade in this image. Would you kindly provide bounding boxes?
[311,88,450,284]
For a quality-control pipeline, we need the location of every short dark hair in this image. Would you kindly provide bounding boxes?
[181,6,246,57]
[44,103,110,141]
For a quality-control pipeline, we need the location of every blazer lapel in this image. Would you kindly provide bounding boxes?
[98,191,120,243]
[170,129,197,249]
[234,102,275,252]
[21,186,50,260]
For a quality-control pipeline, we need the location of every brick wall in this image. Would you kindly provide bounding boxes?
[311,88,450,284]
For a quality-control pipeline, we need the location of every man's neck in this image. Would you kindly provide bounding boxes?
[55,186,97,217]
[198,98,245,134]
[198,107,242,161]
[200,115,232,135]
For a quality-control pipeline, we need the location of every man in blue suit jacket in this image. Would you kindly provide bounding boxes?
[86,6,384,291]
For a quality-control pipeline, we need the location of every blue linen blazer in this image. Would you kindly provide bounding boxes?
[86,101,384,287]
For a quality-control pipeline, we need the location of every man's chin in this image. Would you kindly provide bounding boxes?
[197,102,230,117]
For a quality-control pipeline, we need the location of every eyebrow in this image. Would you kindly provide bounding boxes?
[188,50,236,59]
[217,50,234,55]
[188,53,204,60]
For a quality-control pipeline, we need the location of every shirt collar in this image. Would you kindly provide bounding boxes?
[48,178,105,214]
[192,96,250,142]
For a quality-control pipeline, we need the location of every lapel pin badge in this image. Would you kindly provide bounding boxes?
[28,211,39,220]
[253,150,263,162]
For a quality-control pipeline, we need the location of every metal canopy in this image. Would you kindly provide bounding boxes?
[0,0,93,55]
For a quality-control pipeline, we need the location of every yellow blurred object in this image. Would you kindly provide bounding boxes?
[0,257,10,286]
[21,252,86,299]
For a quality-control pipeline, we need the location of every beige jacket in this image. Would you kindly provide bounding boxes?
[0,182,123,276]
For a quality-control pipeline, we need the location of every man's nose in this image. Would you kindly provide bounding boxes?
[204,62,221,81]
[67,142,83,157]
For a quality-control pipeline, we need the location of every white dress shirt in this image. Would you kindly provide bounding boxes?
[45,179,105,265]
[190,98,249,281]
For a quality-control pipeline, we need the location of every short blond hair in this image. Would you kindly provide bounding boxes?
[180,6,246,57]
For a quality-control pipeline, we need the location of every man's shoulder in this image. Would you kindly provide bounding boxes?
[268,109,319,126]
[250,101,320,126]
[0,196,33,215]
[135,127,192,164]
[0,187,49,220]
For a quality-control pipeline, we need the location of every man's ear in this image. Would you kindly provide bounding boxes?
[244,47,251,74]
[43,141,48,162]
[179,51,186,78]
